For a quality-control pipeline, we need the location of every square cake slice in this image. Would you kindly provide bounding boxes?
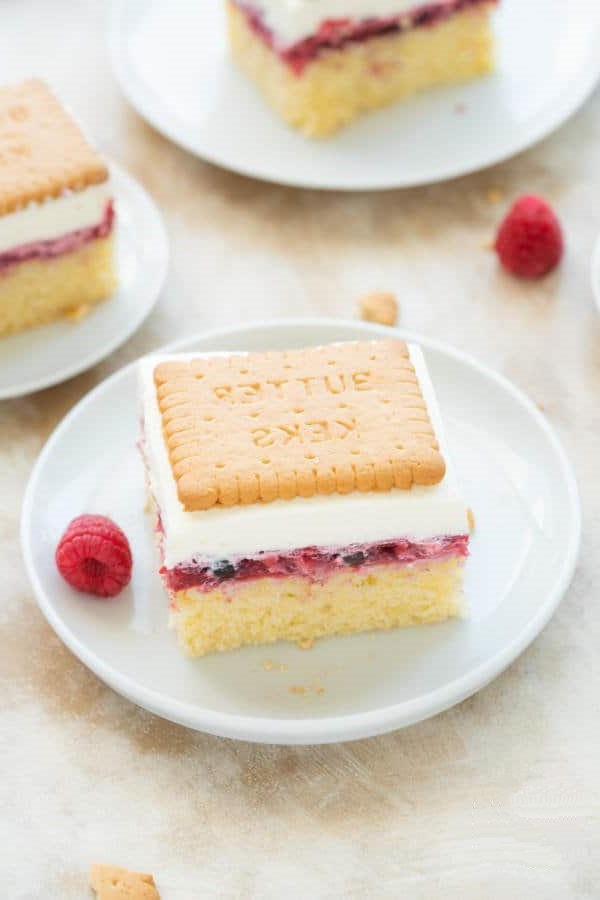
[0,79,116,338]
[139,339,470,656]
[227,0,498,136]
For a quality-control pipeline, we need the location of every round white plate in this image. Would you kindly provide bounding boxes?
[109,0,600,191]
[21,319,580,745]
[0,163,168,400]
[592,233,600,313]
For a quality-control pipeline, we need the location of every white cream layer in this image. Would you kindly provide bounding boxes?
[245,0,437,47]
[139,344,469,567]
[0,181,112,255]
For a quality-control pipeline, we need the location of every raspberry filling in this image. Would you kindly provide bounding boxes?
[0,199,115,272]
[237,0,496,74]
[161,534,469,593]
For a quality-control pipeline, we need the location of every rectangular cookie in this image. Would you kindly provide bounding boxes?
[0,79,116,337]
[139,339,470,656]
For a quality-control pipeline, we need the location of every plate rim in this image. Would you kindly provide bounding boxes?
[0,160,169,400]
[108,0,600,191]
[21,318,582,744]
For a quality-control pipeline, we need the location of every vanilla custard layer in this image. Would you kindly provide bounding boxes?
[0,181,112,254]
[245,0,437,47]
[140,345,469,567]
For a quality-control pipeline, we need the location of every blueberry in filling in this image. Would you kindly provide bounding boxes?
[213,560,236,580]
[342,551,366,567]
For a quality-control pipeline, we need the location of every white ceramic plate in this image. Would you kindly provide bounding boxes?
[0,163,168,400]
[21,319,580,745]
[592,233,600,314]
[109,0,600,191]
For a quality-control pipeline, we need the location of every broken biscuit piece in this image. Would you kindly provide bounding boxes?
[90,864,160,900]
[359,292,399,327]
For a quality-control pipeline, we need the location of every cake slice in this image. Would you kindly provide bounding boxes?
[227,0,498,136]
[0,79,116,338]
[139,339,470,656]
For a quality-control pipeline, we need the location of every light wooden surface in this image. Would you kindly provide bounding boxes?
[2,2,600,897]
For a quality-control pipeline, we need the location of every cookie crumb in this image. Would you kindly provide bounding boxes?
[467,508,475,532]
[290,682,325,697]
[482,238,495,251]
[358,291,398,327]
[536,401,546,411]
[297,639,314,650]
[90,864,160,899]
[65,303,92,323]
[279,664,288,673]
[263,660,274,671]
[486,188,503,205]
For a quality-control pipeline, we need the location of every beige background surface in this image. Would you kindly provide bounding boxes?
[2,1,600,897]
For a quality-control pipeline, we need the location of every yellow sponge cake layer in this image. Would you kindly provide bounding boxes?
[172,557,465,656]
[0,235,116,338]
[227,2,495,137]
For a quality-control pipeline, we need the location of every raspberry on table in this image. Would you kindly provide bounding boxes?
[55,514,132,598]
[494,195,564,279]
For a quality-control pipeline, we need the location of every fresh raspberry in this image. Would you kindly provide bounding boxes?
[494,195,564,279]
[55,515,132,598]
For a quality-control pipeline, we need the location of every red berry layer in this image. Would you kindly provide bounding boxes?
[161,534,469,593]
[0,200,114,272]
[237,0,497,74]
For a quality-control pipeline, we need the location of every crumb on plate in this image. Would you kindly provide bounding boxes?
[297,639,314,650]
[65,302,92,323]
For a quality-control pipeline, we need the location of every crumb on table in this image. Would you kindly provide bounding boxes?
[90,864,160,899]
[359,291,399,327]
[486,188,503,204]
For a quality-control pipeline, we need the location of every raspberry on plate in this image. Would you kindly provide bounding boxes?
[494,195,564,279]
[55,514,132,598]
